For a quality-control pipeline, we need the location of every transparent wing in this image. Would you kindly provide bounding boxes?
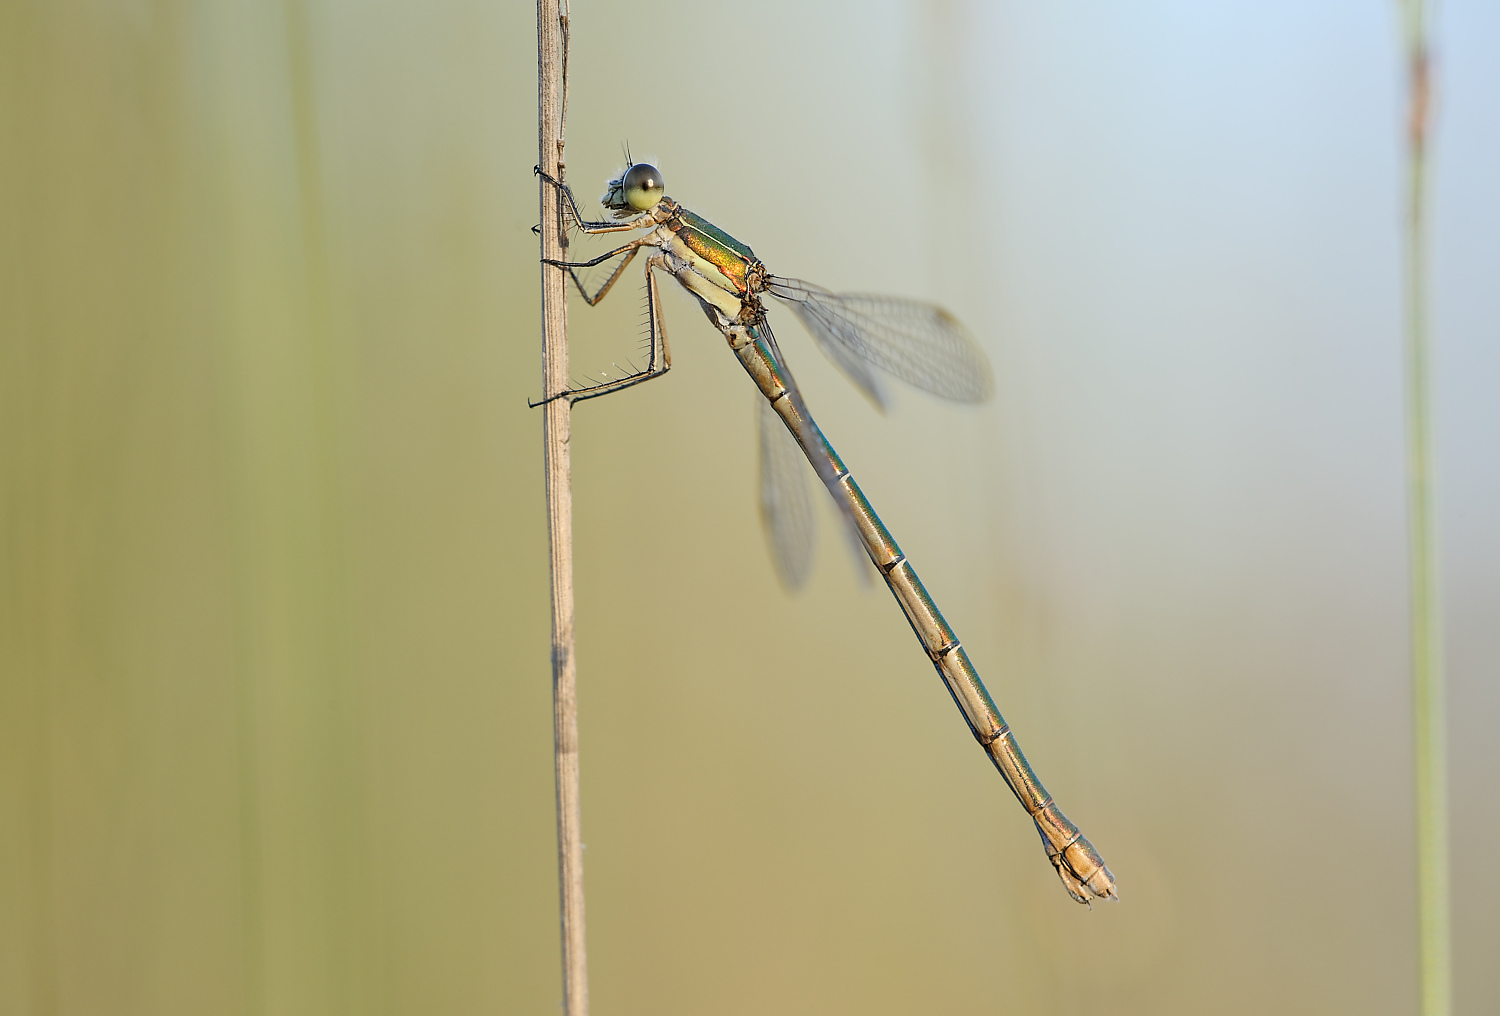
[757,395,816,591]
[767,276,994,405]
[754,314,877,590]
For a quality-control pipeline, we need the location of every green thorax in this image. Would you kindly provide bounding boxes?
[670,207,759,293]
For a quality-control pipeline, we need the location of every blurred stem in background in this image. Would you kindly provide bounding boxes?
[1395,3,1450,1015]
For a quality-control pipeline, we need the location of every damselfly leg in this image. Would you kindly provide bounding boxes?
[531,250,673,407]
[536,167,649,235]
[545,243,641,306]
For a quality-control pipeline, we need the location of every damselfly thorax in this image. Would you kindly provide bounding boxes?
[630,199,772,327]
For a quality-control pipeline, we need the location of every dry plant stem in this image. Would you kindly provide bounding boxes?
[1397,4,1450,1015]
[537,1,587,1014]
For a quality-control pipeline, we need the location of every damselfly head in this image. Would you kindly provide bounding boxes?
[601,163,664,217]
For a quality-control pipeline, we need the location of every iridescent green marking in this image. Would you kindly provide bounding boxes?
[937,645,1005,741]
[679,209,758,259]
[841,478,901,567]
[675,209,756,292]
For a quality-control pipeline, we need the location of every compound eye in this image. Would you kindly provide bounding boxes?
[622,163,664,210]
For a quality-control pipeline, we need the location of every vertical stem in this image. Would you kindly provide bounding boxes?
[537,2,587,1015]
[1397,4,1449,1015]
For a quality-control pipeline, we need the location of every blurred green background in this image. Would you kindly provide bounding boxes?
[3,1,1497,1014]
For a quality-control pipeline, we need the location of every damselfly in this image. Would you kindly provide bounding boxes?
[536,161,1116,904]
